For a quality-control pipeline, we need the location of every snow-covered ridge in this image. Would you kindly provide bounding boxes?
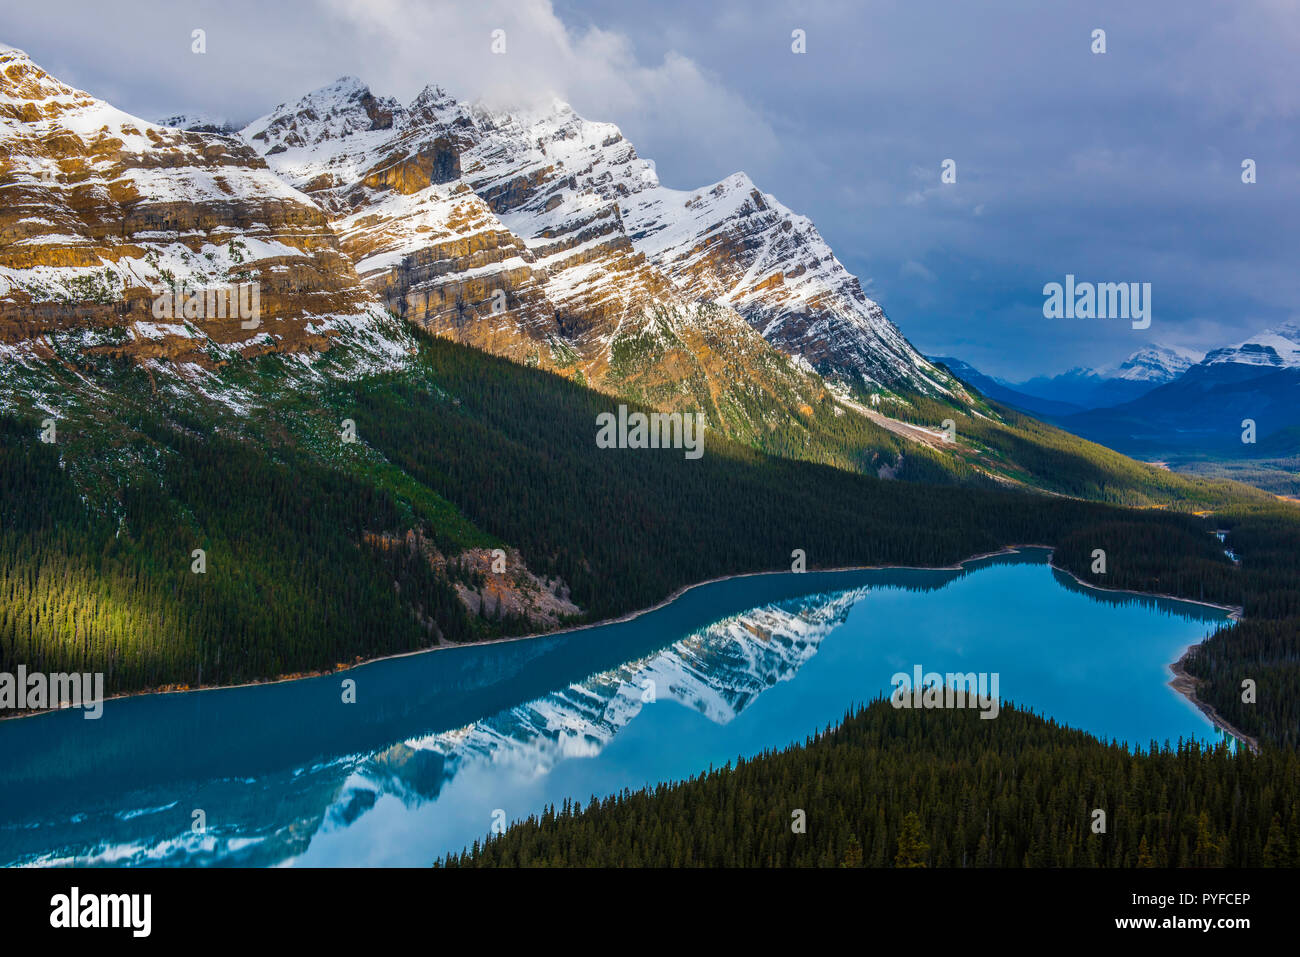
[239,73,946,394]
[0,44,403,373]
[1103,344,1204,382]
[622,171,942,389]
[3,44,949,398]
[1202,319,1300,369]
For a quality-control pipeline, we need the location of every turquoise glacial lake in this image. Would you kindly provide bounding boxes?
[0,548,1235,867]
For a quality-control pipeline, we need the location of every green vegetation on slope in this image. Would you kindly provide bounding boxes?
[1,327,1292,722]
[0,412,482,694]
[883,389,1269,507]
[338,332,1242,623]
[439,699,1300,868]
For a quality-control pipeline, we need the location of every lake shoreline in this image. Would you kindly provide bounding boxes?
[1045,562,1253,752]
[0,544,1045,721]
[1167,651,1260,754]
[1,543,1245,741]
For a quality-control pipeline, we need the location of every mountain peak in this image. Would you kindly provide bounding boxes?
[1106,343,1203,382]
[412,83,455,104]
[0,43,91,107]
[243,75,400,154]
[273,74,374,110]
[1203,321,1300,369]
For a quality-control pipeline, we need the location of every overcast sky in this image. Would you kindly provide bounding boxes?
[6,0,1297,378]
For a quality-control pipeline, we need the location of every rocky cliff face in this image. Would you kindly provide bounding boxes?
[0,46,385,370]
[240,80,566,370]
[458,95,944,395]
[2,46,948,440]
[242,83,839,428]
[240,77,946,427]
[459,95,947,396]
[621,171,946,392]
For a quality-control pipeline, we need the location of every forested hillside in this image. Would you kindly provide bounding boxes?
[883,389,1265,506]
[439,700,1300,868]
[2,328,1295,715]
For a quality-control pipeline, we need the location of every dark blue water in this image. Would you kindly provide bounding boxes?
[0,548,1233,867]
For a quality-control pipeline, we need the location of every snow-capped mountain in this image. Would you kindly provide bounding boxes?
[622,171,943,391]
[236,80,859,436]
[241,79,568,363]
[239,76,948,399]
[1059,323,1300,456]
[1202,319,1300,369]
[1104,344,1204,382]
[1010,345,1203,411]
[0,46,397,371]
[0,44,995,486]
[1,45,954,446]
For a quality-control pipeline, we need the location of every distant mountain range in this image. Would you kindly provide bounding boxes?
[1059,322,1300,458]
[1016,345,1205,409]
[930,344,1203,417]
[939,327,1300,459]
[927,357,1087,418]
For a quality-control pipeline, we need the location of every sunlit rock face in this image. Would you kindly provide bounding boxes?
[455,98,946,395]
[242,80,564,370]
[2,44,945,408]
[240,75,946,434]
[0,46,381,369]
[620,171,948,393]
